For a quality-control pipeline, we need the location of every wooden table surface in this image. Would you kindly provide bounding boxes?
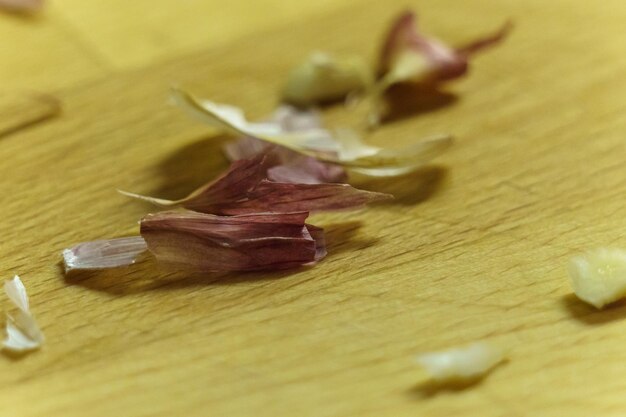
[1,0,625,416]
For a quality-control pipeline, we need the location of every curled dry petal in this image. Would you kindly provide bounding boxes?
[4,275,29,312]
[416,342,504,383]
[121,151,391,214]
[3,276,44,353]
[282,52,374,107]
[378,11,511,87]
[63,236,148,272]
[0,0,42,12]
[172,88,451,176]
[140,211,326,272]
[369,11,510,125]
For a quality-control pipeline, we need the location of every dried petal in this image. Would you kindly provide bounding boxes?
[416,342,504,382]
[568,248,626,309]
[282,52,374,107]
[3,276,44,353]
[224,105,348,184]
[0,0,42,12]
[368,12,510,125]
[121,152,391,214]
[173,88,451,176]
[4,275,29,312]
[206,180,391,214]
[63,236,148,273]
[0,92,60,138]
[140,211,325,272]
[378,11,511,87]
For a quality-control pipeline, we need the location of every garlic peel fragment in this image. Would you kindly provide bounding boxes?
[416,342,504,382]
[568,248,626,309]
[3,276,44,353]
[63,236,148,273]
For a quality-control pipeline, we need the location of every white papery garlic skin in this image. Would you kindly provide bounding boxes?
[416,342,504,382]
[3,276,44,353]
[569,248,626,309]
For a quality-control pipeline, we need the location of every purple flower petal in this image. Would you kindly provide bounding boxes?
[122,152,391,214]
[140,211,325,272]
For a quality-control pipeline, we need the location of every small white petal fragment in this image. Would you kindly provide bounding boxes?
[3,276,44,353]
[568,248,626,309]
[4,275,29,312]
[63,236,148,273]
[416,342,504,382]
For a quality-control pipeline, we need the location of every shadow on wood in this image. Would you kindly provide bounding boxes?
[379,84,458,125]
[407,377,486,399]
[352,165,448,206]
[559,294,626,325]
[150,134,231,200]
[407,359,507,399]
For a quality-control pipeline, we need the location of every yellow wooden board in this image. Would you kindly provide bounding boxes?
[1,0,625,416]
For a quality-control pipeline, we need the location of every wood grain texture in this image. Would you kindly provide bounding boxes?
[1,0,625,416]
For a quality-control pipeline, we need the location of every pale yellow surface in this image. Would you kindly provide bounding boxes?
[0,0,625,416]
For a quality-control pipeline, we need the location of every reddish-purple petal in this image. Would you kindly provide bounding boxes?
[140,211,324,271]
[378,11,510,84]
[202,179,392,215]
[124,152,388,214]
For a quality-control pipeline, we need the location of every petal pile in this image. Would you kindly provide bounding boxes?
[3,276,44,353]
[65,149,391,273]
[62,10,479,276]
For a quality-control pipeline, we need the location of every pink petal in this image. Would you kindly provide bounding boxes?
[140,211,325,272]
[456,20,513,57]
[62,237,148,272]
[223,105,347,184]
[0,0,42,12]
[123,152,389,214]
[379,11,510,84]
[203,179,392,215]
